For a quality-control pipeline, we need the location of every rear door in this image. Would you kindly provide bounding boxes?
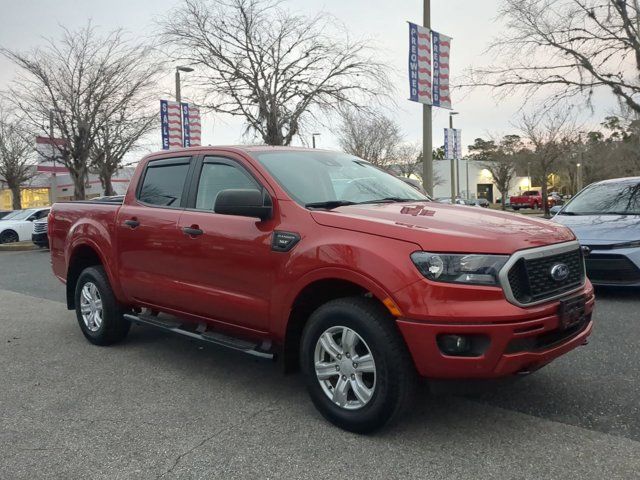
[174,155,277,332]
[116,156,193,309]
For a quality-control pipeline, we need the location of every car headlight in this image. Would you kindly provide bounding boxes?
[410,252,509,286]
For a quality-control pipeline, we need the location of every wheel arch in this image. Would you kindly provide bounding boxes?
[281,271,400,373]
[65,242,113,310]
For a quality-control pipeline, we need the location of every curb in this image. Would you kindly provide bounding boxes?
[0,241,40,252]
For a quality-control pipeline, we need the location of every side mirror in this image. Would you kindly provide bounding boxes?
[214,189,272,221]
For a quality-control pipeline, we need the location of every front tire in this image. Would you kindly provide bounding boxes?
[0,230,19,244]
[75,266,130,346]
[300,297,416,433]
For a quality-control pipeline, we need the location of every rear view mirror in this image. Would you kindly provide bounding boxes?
[214,189,272,221]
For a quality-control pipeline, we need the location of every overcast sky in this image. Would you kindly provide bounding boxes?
[0,0,620,155]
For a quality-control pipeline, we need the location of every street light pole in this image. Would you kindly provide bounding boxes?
[449,112,457,202]
[450,112,460,198]
[175,66,194,148]
[422,0,433,196]
[49,109,57,204]
[312,133,321,149]
[576,163,583,192]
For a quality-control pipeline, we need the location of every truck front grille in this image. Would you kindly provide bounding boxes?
[506,247,584,305]
[33,222,48,234]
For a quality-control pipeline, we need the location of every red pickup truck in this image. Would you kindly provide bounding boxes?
[49,146,594,432]
[510,190,545,210]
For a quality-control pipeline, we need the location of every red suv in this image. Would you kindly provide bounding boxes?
[49,147,594,432]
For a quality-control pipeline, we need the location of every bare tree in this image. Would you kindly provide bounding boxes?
[467,0,640,112]
[0,109,34,209]
[391,143,445,187]
[518,109,577,216]
[469,135,524,210]
[161,0,390,145]
[337,109,402,167]
[2,24,161,199]
[91,105,156,196]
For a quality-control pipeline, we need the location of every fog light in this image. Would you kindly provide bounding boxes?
[437,334,471,355]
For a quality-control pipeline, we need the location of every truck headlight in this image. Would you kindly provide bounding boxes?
[410,252,509,286]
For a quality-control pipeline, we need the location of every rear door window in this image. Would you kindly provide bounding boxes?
[138,158,191,207]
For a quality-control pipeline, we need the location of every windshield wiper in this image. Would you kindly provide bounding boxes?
[357,197,423,204]
[305,200,358,210]
[558,211,577,215]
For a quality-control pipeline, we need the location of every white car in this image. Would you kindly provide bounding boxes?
[0,207,50,244]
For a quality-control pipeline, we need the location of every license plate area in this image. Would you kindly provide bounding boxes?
[558,295,586,330]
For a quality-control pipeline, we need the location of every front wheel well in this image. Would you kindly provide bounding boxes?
[283,278,390,373]
[66,245,103,309]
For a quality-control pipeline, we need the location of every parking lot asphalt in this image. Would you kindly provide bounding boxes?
[1,249,639,479]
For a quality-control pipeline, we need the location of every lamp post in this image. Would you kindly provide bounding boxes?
[48,109,58,204]
[175,66,194,104]
[449,111,459,201]
[450,112,460,197]
[576,163,583,193]
[422,0,433,196]
[312,133,321,149]
[175,66,194,148]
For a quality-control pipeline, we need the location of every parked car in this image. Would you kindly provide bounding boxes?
[0,210,14,220]
[0,207,50,244]
[510,190,544,210]
[435,197,466,205]
[50,147,594,433]
[469,198,490,208]
[32,218,49,248]
[553,177,640,286]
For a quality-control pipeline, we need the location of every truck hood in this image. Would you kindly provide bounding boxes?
[311,202,574,254]
[552,213,640,243]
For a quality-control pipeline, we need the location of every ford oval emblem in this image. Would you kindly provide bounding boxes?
[550,263,570,282]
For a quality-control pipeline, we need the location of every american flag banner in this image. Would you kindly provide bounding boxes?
[408,22,432,105]
[432,31,452,109]
[188,105,201,147]
[160,100,183,150]
[444,128,462,159]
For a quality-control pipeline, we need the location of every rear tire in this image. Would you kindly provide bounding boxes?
[74,266,130,346]
[300,297,416,433]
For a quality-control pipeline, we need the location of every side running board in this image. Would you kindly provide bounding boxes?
[123,313,274,360]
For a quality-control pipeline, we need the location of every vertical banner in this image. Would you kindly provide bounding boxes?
[432,31,452,109]
[160,100,170,150]
[454,129,462,159]
[160,100,183,149]
[444,128,461,159]
[408,22,432,105]
[181,102,191,148]
[189,105,202,147]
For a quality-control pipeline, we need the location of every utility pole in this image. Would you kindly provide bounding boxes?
[449,113,456,201]
[312,133,321,149]
[422,0,433,196]
[49,109,57,204]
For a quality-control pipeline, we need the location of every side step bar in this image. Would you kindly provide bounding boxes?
[124,313,274,360]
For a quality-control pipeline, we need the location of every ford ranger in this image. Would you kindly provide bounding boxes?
[49,146,594,433]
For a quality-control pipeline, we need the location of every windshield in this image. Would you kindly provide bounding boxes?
[562,180,640,215]
[253,151,429,206]
[1,209,36,221]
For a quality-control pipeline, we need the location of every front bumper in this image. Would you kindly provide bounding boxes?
[394,281,595,379]
[584,246,640,286]
[32,232,49,247]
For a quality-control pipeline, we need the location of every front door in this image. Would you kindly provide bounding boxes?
[477,183,494,203]
[175,156,276,332]
[117,156,193,309]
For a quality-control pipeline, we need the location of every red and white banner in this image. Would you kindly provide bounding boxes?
[432,31,452,109]
[35,136,69,173]
[189,105,201,147]
[408,22,432,105]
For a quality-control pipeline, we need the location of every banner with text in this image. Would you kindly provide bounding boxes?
[444,128,461,160]
[161,100,202,149]
[432,31,452,109]
[408,22,432,105]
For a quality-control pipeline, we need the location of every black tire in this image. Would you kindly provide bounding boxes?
[74,266,130,346]
[300,297,416,433]
[512,207,520,211]
[0,230,19,244]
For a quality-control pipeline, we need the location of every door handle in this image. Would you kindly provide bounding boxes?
[182,226,204,236]
[124,219,140,228]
